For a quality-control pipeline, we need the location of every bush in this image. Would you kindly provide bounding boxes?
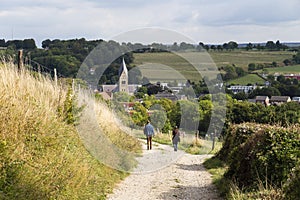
[217,123,300,193]
[283,161,300,200]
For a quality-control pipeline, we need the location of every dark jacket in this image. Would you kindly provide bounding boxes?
[172,128,180,143]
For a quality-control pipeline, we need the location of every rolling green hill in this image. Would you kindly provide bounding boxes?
[209,50,294,69]
[133,51,294,83]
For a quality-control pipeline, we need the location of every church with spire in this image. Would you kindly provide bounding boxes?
[100,58,140,99]
[118,58,129,93]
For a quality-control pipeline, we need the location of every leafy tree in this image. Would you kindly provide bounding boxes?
[199,99,213,132]
[233,92,248,100]
[135,86,148,99]
[248,87,281,98]
[149,105,167,132]
[178,100,199,131]
[266,41,276,50]
[246,42,253,50]
[0,39,5,47]
[292,52,300,64]
[283,59,292,66]
[23,39,37,49]
[228,41,238,50]
[131,102,148,127]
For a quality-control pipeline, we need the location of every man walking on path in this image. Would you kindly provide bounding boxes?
[144,120,155,150]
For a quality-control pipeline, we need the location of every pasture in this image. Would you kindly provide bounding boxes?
[228,74,266,85]
[256,64,300,74]
[133,51,294,83]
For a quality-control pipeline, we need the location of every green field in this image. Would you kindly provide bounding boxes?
[133,51,294,83]
[228,74,266,85]
[209,50,295,69]
[256,65,300,74]
[133,52,220,83]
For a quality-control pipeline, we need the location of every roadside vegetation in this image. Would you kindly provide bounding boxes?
[204,123,300,199]
[0,61,141,199]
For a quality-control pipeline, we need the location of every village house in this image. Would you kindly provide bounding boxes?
[255,96,270,106]
[270,96,291,105]
[227,85,258,94]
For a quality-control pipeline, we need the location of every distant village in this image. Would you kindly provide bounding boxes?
[95,59,300,109]
[96,59,300,107]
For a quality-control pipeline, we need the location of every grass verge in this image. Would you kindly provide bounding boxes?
[0,62,141,199]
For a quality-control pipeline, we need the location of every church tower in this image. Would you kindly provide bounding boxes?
[118,58,129,93]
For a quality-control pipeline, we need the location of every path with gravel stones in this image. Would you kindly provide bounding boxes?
[107,140,222,200]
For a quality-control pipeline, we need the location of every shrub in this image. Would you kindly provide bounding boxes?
[217,123,300,193]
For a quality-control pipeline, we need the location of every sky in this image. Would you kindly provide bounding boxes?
[1,0,300,46]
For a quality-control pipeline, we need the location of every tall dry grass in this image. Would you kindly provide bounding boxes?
[76,90,141,172]
[0,62,138,199]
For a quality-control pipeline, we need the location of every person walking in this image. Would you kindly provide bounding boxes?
[144,120,155,150]
[172,126,180,151]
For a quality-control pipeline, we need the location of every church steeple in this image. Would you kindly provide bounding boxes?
[118,58,129,93]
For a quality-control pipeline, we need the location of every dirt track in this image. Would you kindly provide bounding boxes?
[107,141,222,200]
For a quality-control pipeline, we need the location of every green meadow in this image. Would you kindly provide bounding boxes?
[228,74,266,85]
[256,64,300,74]
[133,51,294,83]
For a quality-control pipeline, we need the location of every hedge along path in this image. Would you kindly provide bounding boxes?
[107,140,221,200]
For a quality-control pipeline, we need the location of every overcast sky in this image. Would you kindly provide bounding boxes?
[1,0,300,46]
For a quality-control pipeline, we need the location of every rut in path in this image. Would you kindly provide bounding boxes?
[107,141,222,200]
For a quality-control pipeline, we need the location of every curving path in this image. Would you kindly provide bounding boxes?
[107,140,222,200]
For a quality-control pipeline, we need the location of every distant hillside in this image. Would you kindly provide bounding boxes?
[133,51,294,82]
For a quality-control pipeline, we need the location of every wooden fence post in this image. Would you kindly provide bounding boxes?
[54,68,58,87]
[17,49,24,71]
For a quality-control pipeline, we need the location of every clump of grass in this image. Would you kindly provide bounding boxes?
[150,132,222,155]
[203,157,229,197]
[0,62,140,199]
[229,180,284,200]
[152,133,172,145]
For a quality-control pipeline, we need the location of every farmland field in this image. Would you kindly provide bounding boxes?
[256,65,300,74]
[209,50,295,69]
[133,51,294,83]
[228,74,266,85]
[132,52,218,83]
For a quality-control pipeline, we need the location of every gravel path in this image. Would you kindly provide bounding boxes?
[107,140,222,200]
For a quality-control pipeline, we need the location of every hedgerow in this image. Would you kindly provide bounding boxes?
[216,123,300,198]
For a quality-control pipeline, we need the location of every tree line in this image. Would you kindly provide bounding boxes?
[105,90,300,138]
[1,38,298,78]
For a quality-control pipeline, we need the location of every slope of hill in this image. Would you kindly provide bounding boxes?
[133,51,294,83]
[0,62,141,199]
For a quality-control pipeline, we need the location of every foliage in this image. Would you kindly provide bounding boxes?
[248,86,281,98]
[203,157,229,197]
[57,85,84,125]
[283,161,300,200]
[216,123,300,196]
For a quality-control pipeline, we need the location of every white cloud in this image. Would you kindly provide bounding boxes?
[0,0,299,45]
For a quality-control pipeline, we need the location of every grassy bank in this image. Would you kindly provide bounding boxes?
[0,62,141,199]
